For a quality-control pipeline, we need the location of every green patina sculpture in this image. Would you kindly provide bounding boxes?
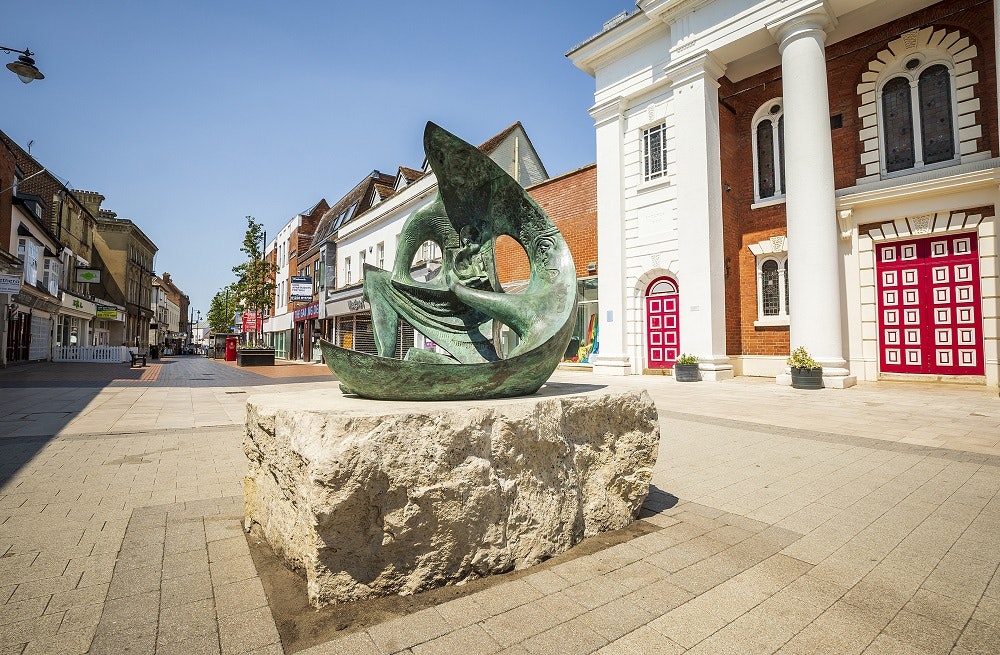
[320,122,576,400]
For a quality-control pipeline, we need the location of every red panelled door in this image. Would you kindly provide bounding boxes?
[876,233,984,375]
[645,278,679,370]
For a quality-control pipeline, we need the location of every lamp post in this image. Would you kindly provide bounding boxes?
[1,46,44,83]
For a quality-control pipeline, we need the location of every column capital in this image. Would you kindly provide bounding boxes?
[589,96,627,125]
[766,1,837,52]
[662,50,726,89]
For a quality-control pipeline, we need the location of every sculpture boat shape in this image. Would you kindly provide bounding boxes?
[320,122,577,401]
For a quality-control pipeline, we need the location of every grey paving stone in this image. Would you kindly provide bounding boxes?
[519,616,608,655]
[217,606,282,655]
[19,627,95,655]
[411,623,502,655]
[106,563,161,600]
[481,601,562,647]
[98,589,159,633]
[213,577,269,617]
[582,594,659,641]
[158,598,219,646]
[367,607,453,653]
[155,630,221,655]
[883,608,963,653]
[0,596,49,628]
[596,625,684,654]
[296,631,382,655]
[89,620,157,655]
[468,580,544,617]
[161,570,214,608]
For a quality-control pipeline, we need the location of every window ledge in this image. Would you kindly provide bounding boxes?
[754,316,790,327]
[750,196,786,210]
[637,176,671,193]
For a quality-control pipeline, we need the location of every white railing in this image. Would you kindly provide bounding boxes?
[53,345,131,363]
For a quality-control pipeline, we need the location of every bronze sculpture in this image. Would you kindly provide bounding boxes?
[320,122,576,400]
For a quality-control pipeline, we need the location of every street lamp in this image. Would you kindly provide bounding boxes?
[1,46,44,84]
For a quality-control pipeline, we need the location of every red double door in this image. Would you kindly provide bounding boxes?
[876,233,983,376]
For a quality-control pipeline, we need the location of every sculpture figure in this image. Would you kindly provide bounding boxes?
[320,122,576,400]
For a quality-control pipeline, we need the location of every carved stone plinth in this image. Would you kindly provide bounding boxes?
[243,388,659,607]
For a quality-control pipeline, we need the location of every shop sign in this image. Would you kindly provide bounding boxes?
[0,273,21,295]
[242,310,262,332]
[294,302,319,322]
[348,298,367,311]
[76,267,101,284]
[290,276,313,302]
[96,305,119,319]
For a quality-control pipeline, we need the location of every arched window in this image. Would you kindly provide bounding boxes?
[752,100,785,202]
[749,236,790,326]
[879,57,957,175]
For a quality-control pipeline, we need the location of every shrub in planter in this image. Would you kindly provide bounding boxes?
[787,346,822,389]
[673,353,700,382]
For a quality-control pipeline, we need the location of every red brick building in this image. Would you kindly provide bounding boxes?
[571,0,1000,388]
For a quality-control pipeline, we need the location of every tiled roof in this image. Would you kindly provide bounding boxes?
[477,122,521,155]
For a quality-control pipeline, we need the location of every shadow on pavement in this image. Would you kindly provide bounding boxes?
[0,355,338,488]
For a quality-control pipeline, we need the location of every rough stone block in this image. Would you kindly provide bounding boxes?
[243,388,659,606]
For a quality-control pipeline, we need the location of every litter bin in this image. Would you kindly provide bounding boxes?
[225,336,238,362]
[150,345,159,359]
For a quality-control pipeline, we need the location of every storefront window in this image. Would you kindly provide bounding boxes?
[563,278,599,363]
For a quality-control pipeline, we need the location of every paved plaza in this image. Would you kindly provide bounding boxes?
[0,356,998,654]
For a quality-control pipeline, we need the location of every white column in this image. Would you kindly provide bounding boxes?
[772,8,856,388]
[590,98,632,375]
[667,51,733,381]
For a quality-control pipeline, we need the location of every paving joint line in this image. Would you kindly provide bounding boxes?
[658,409,1000,466]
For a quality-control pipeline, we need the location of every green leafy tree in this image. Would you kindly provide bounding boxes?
[207,284,237,333]
[232,216,275,343]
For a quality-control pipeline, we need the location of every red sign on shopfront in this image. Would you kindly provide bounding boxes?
[294,302,319,322]
[241,310,262,333]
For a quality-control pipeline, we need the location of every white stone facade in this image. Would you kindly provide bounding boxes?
[570,0,1000,388]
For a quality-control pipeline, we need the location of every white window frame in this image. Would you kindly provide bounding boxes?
[749,237,789,326]
[642,122,667,182]
[344,256,352,286]
[751,98,785,205]
[876,54,960,179]
[376,242,385,270]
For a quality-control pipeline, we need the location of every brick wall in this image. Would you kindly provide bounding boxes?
[719,0,997,357]
[495,164,597,285]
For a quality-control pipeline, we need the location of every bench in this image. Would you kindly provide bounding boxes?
[129,352,147,368]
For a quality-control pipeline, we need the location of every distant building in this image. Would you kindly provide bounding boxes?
[92,210,158,348]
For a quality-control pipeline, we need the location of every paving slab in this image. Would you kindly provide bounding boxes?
[1,359,999,654]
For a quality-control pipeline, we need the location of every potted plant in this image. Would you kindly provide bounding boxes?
[237,339,276,366]
[673,353,700,382]
[787,346,823,389]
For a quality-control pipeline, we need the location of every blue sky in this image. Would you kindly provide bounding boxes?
[2,1,626,316]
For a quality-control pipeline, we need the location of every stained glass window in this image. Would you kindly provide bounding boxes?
[761,259,780,316]
[919,64,954,165]
[756,121,775,199]
[883,76,915,172]
[643,123,666,181]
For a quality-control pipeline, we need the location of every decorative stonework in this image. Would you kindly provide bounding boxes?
[855,26,982,183]
[910,214,933,235]
[748,235,787,256]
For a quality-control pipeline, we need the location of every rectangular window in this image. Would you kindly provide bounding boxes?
[345,257,352,285]
[359,250,366,280]
[643,123,667,182]
[376,242,385,270]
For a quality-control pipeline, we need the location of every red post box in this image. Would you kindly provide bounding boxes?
[225,336,238,362]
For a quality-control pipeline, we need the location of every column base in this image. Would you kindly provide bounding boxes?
[776,367,857,388]
[592,354,632,376]
[698,364,734,382]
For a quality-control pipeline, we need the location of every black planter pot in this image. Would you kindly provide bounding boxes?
[673,363,700,382]
[790,366,823,389]
[237,349,276,366]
